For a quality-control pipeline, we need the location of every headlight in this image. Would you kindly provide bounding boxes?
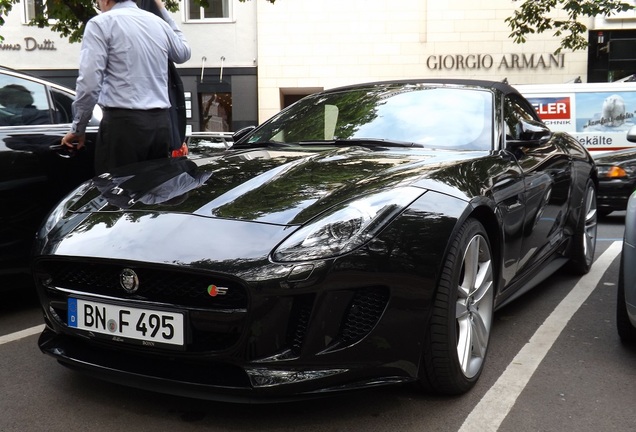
[605,166,628,179]
[41,181,93,236]
[272,186,424,262]
[599,164,635,179]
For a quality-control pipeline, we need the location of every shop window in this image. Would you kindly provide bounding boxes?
[185,0,231,21]
[22,0,58,23]
[283,94,306,108]
[280,87,323,110]
[200,93,232,132]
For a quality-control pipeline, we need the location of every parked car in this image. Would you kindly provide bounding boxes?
[185,131,233,157]
[617,191,636,343]
[593,138,636,216]
[33,79,598,402]
[0,66,98,287]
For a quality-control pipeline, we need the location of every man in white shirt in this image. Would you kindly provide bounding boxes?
[61,0,191,174]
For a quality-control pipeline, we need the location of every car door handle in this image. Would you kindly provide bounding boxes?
[49,144,81,159]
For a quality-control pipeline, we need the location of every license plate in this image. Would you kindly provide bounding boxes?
[67,298,185,348]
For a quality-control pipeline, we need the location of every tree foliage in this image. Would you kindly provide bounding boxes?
[0,0,275,43]
[506,0,634,53]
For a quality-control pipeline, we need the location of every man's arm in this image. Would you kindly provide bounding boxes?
[63,19,108,149]
[155,0,191,63]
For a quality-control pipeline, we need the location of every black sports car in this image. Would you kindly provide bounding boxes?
[33,79,598,402]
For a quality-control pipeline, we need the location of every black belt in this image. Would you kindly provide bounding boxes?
[102,107,167,113]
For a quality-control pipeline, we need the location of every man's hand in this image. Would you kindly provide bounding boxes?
[61,132,86,150]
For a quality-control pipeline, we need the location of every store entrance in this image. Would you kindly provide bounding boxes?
[200,92,232,132]
[588,29,636,82]
[197,82,232,132]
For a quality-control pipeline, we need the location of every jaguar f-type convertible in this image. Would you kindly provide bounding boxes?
[33,79,598,402]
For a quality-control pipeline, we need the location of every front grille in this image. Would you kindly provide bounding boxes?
[35,258,249,352]
[39,260,247,308]
[35,259,391,358]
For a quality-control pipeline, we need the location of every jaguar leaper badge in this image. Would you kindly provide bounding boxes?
[120,268,139,293]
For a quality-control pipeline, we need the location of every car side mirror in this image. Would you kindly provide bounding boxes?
[627,125,636,143]
[507,118,552,148]
[232,125,256,143]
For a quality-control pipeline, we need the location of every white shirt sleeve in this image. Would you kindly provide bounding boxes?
[71,20,107,135]
[160,8,191,64]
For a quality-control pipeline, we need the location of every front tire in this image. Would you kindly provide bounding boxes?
[419,218,494,395]
[567,179,597,275]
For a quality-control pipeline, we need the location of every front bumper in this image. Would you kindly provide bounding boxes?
[39,327,412,403]
[34,254,432,402]
[597,178,636,212]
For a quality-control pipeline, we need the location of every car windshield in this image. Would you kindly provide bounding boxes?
[246,84,494,150]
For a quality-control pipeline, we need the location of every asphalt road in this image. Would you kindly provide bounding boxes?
[1,212,635,432]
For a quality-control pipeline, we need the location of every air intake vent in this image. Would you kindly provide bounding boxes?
[336,286,389,347]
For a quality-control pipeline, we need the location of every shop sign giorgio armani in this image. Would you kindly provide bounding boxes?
[426,53,565,71]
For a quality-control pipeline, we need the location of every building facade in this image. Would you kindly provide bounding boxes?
[589,5,636,82]
[1,0,259,132]
[255,0,596,122]
[2,0,636,128]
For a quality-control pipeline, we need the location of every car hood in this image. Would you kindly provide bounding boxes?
[69,146,482,226]
[592,148,636,165]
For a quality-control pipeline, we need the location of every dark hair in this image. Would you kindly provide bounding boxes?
[0,84,34,107]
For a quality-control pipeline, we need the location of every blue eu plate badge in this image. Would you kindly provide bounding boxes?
[68,297,78,328]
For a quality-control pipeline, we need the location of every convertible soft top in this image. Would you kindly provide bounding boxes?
[320,78,521,97]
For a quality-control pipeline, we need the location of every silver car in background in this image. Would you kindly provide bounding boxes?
[618,191,636,343]
[185,131,233,157]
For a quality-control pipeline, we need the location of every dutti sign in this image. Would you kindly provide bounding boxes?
[425,53,565,71]
[0,37,57,51]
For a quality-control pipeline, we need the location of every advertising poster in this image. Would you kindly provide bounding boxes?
[525,91,636,151]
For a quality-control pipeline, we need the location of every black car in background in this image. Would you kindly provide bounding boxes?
[0,66,98,287]
[34,79,598,401]
[593,130,636,216]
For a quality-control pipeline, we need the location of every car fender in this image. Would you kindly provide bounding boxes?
[622,192,636,322]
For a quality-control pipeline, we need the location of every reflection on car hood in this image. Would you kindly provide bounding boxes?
[70,147,483,225]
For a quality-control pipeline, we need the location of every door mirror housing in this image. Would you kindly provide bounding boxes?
[507,118,552,148]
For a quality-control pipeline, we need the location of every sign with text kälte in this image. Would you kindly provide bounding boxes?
[516,82,636,151]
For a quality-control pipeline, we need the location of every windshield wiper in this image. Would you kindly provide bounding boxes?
[300,138,423,148]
